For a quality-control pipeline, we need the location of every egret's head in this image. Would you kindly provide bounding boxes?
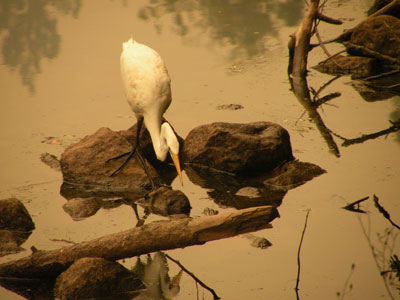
[160,122,183,185]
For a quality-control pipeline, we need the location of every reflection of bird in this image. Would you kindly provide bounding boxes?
[109,38,183,186]
[134,252,183,300]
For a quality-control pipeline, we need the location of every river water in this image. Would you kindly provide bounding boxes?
[0,0,399,299]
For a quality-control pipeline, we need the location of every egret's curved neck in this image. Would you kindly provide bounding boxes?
[143,113,166,161]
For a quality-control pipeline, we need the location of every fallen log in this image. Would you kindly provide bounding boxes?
[0,206,279,278]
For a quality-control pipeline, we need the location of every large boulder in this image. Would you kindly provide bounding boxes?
[60,127,159,198]
[60,125,183,199]
[345,15,400,64]
[183,122,294,174]
[54,257,144,300]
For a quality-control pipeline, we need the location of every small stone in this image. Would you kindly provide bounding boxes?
[62,198,101,220]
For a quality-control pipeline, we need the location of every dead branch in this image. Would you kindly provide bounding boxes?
[316,12,343,25]
[344,42,400,65]
[315,26,344,71]
[0,206,279,278]
[295,210,310,300]
[290,0,320,77]
[373,195,400,230]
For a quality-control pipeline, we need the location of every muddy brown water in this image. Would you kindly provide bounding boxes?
[1,1,399,299]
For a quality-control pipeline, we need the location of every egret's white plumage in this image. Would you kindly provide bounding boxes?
[118,38,182,184]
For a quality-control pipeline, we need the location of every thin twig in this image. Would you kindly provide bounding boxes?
[314,25,343,70]
[165,253,221,300]
[319,49,347,64]
[363,69,400,81]
[295,210,311,300]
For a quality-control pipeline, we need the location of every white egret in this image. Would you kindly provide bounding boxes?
[108,38,183,186]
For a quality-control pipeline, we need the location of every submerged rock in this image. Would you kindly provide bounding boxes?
[313,55,376,77]
[62,197,101,220]
[185,164,286,209]
[183,122,294,174]
[138,186,191,216]
[54,257,144,300]
[263,160,326,191]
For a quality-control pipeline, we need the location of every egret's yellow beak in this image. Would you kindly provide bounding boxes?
[169,151,183,185]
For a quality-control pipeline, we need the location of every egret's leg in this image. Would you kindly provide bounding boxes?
[134,150,157,189]
[108,117,144,177]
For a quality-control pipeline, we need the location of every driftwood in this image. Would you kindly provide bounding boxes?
[289,0,342,76]
[290,0,320,76]
[0,206,279,278]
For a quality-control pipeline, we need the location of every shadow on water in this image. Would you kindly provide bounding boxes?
[137,0,304,60]
[0,0,81,94]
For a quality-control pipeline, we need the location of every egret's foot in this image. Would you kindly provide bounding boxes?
[106,151,131,163]
[107,149,136,177]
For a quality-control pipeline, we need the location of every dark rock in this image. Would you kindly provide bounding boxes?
[60,125,183,199]
[138,187,191,216]
[0,198,34,232]
[62,197,101,220]
[263,160,326,191]
[60,127,158,198]
[345,15,400,63]
[54,257,144,300]
[0,198,34,256]
[313,55,377,77]
[216,104,244,110]
[183,122,294,174]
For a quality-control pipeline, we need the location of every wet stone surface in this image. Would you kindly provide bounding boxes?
[54,257,144,300]
[183,121,294,174]
[0,198,35,256]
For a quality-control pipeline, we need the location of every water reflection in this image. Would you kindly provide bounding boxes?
[133,252,182,300]
[0,0,82,93]
[289,74,400,156]
[138,0,304,60]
